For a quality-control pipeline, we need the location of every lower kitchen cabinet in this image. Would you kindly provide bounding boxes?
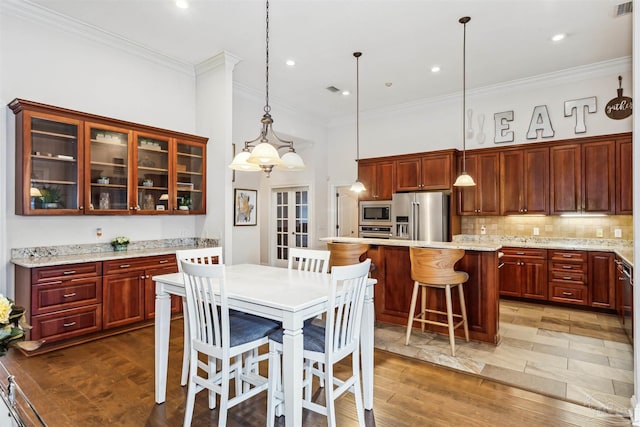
[548,250,588,305]
[589,251,615,309]
[14,254,179,351]
[499,248,547,300]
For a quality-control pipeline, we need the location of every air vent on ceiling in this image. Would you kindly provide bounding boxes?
[326,86,341,93]
[614,1,632,16]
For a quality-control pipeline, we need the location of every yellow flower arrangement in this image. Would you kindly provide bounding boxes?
[0,295,29,355]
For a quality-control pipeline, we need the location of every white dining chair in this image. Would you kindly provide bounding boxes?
[181,260,280,427]
[287,247,330,389]
[176,247,225,386]
[266,258,371,427]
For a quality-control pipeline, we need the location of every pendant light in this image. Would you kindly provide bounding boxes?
[453,16,476,187]
[229,0,305,177]
[350,52,366,193]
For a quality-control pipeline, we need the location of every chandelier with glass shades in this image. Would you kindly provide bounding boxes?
[229,0,305,177]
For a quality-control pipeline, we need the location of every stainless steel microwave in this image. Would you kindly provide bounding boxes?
[359,201,392,225]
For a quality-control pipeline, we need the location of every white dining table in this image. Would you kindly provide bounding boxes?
[153,263,376,427]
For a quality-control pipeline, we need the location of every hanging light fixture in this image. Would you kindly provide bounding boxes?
[350,52,366,193]
[453,16,476,187]
[229,0,305,177]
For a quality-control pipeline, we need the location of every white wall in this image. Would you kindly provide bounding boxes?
[327,58,632,184]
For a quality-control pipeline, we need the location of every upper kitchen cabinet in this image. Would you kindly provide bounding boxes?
[10,99,208,216]
[500,147,549,215]
[616,136,632,214]
[12,106,84,215]
[357,159,394,201]
[395,150,455,192]
[457,151,500,216]
[550,139,615,215]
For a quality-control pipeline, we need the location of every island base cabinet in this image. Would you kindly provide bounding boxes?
[372,245,499,344]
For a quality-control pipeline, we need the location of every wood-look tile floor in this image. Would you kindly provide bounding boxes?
[376,299,634,417]
[0,312,632,426]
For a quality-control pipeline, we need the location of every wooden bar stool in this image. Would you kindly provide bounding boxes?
[406,247,469,356]
[326,242,370,269]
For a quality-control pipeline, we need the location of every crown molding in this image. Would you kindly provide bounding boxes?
[2,0,195,76]
[330,56,632,126]
[195,51,242,76]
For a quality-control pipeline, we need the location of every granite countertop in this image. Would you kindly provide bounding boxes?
[319,236,501,252]
[320,235,634,267]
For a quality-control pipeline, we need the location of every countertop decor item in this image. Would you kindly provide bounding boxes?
[111,236,130,251]
[228,0,305,177]
[0,295,41,355]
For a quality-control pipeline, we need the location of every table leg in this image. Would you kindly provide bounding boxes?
[155,284,172,404]
[282,323,303,427]
[361,284,375,410]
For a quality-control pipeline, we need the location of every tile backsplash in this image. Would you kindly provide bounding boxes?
[460,215,633,240]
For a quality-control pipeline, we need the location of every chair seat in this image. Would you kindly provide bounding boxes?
[229,315,280,347]
[268,323,325,353]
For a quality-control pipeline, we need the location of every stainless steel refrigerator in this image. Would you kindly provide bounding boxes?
[391,192,449,241]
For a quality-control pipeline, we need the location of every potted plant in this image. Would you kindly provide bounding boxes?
[142,178,153,187]
[111,236,130,252]
[97,176,109,184]
[40,186,62,209]
[178,196,191,211]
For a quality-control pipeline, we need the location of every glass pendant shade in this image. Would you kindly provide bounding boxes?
[229,150,261,171]
[350,179,366,193]
[247,142,282,166]
[276,151,305,170]
[453,171,476,186]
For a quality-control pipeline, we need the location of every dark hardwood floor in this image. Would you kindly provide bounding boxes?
[0,319,631,427]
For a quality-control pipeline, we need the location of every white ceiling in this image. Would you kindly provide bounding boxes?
[25,0,632,120]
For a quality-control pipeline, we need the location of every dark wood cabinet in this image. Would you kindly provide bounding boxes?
[457,152,500,215]
[589,251,615,309]
[358,160,394,201]
[499,248,547,299]
[616,137,633,214]
[395,150,454,192]
[550,140,615,215]
[548,250,588,305]
[500,147,549,215]
[10,98,208,215]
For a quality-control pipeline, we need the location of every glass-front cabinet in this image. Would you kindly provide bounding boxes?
[10,99,208,216]
[86,123,131,213]
[16,111,83,215]
[175,140,205,213]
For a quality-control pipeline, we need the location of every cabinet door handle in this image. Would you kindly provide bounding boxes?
[516,252,525,255]
[562,292,573,296]
[63,321,77,327]
[562,266,573,269]
[563,276,573,280]
[63,292,77,298]
[63,270,77,275]
[159,260,169,264]
[119,264,131,268]
[562,254,573,258]
[79,206,84,210]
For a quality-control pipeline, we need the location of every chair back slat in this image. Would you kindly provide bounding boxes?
[409,247,468,285]
[176,247,223,271]
[181,260,228,350]
[326,259,371,358]
[288,248,330,273]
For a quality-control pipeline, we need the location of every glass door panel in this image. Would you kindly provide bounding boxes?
[175,140,205,213]
[28,114,81,213]
[135,133,170,213]
[87,124,131,213]
[273,187,310,267]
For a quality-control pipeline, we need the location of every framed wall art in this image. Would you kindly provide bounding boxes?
[234,188,257,226]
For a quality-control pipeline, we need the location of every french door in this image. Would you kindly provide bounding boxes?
[272,186,310,267]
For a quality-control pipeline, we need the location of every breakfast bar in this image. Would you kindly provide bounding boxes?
[321,237,502,344]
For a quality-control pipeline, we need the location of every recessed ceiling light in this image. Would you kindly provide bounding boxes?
[551,33,566,42]
[176,0,189,9]
[285,59,296,67]
[342,90,350,96]
[431,65,441,73]
[385,82,393,88]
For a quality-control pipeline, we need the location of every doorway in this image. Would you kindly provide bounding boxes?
[271,186,310,267]
[334,185,359,238]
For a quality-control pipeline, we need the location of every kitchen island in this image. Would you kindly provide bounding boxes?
[321,237,502,344]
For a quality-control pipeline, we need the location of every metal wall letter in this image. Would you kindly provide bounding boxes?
[526,105,555,139]
[564,97,596,133]
[494,111,514,143]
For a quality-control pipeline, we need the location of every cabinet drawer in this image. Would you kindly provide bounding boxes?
[32,278,102,315]
[32,262,101,284]
[501,248,547,259]
[103,255,176,275]
[549,271,586,285]
[31,305,102,343]
[549,283,588,305]
[549,261,587,273]
[549,250,587,263]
